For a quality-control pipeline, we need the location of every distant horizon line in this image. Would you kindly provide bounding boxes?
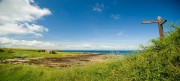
[0,47,140,51]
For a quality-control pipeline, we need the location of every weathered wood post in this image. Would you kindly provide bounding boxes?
[142,16,167,38]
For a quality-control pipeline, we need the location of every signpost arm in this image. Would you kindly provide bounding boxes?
[141,16,167,38]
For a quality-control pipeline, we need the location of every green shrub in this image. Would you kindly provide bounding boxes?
[127,24,180,81]
[0,48,5,52]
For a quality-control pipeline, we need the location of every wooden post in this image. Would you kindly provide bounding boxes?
[142,16,167,38]
[157,17,166,37]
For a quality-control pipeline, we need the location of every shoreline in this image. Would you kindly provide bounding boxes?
[1,54,124,68]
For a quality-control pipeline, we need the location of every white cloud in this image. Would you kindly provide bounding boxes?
[93,3,104,12]
[0,37,139,50]
[0,23,48,37]
[111,14,120,20]
[53,42,139,50]
[0,37,55,49]
[0,0,51,37]
[0,0,53,49]
[0,0,51,24]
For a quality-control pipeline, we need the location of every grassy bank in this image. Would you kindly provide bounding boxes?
[0,61,121,81]
[0,24,180,81]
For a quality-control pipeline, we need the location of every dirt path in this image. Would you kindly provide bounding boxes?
[1,54,123,68]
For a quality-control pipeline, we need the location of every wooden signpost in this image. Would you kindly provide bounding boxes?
[142,16,167,38]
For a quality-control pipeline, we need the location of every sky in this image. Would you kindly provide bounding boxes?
[0,0,180,50]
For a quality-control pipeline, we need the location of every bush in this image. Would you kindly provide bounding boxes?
[0,48,5,52]
[127,24,180,81]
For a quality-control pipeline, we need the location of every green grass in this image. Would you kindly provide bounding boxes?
[0,60,125,81]
[0,48,82,60]
[1,52,178,81]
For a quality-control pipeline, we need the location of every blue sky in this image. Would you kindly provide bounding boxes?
[0,0,180,50]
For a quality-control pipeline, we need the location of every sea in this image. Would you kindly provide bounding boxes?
[61,50,139,55]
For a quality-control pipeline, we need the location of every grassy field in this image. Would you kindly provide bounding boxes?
[0,51,179,81]
[0,25,180,81]
[0,61,122,81]
[0,48,82,60]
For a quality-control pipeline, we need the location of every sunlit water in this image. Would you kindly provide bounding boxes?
[61,50,139,55]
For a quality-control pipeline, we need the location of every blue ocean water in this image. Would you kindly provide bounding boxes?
[61,50,139,55]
